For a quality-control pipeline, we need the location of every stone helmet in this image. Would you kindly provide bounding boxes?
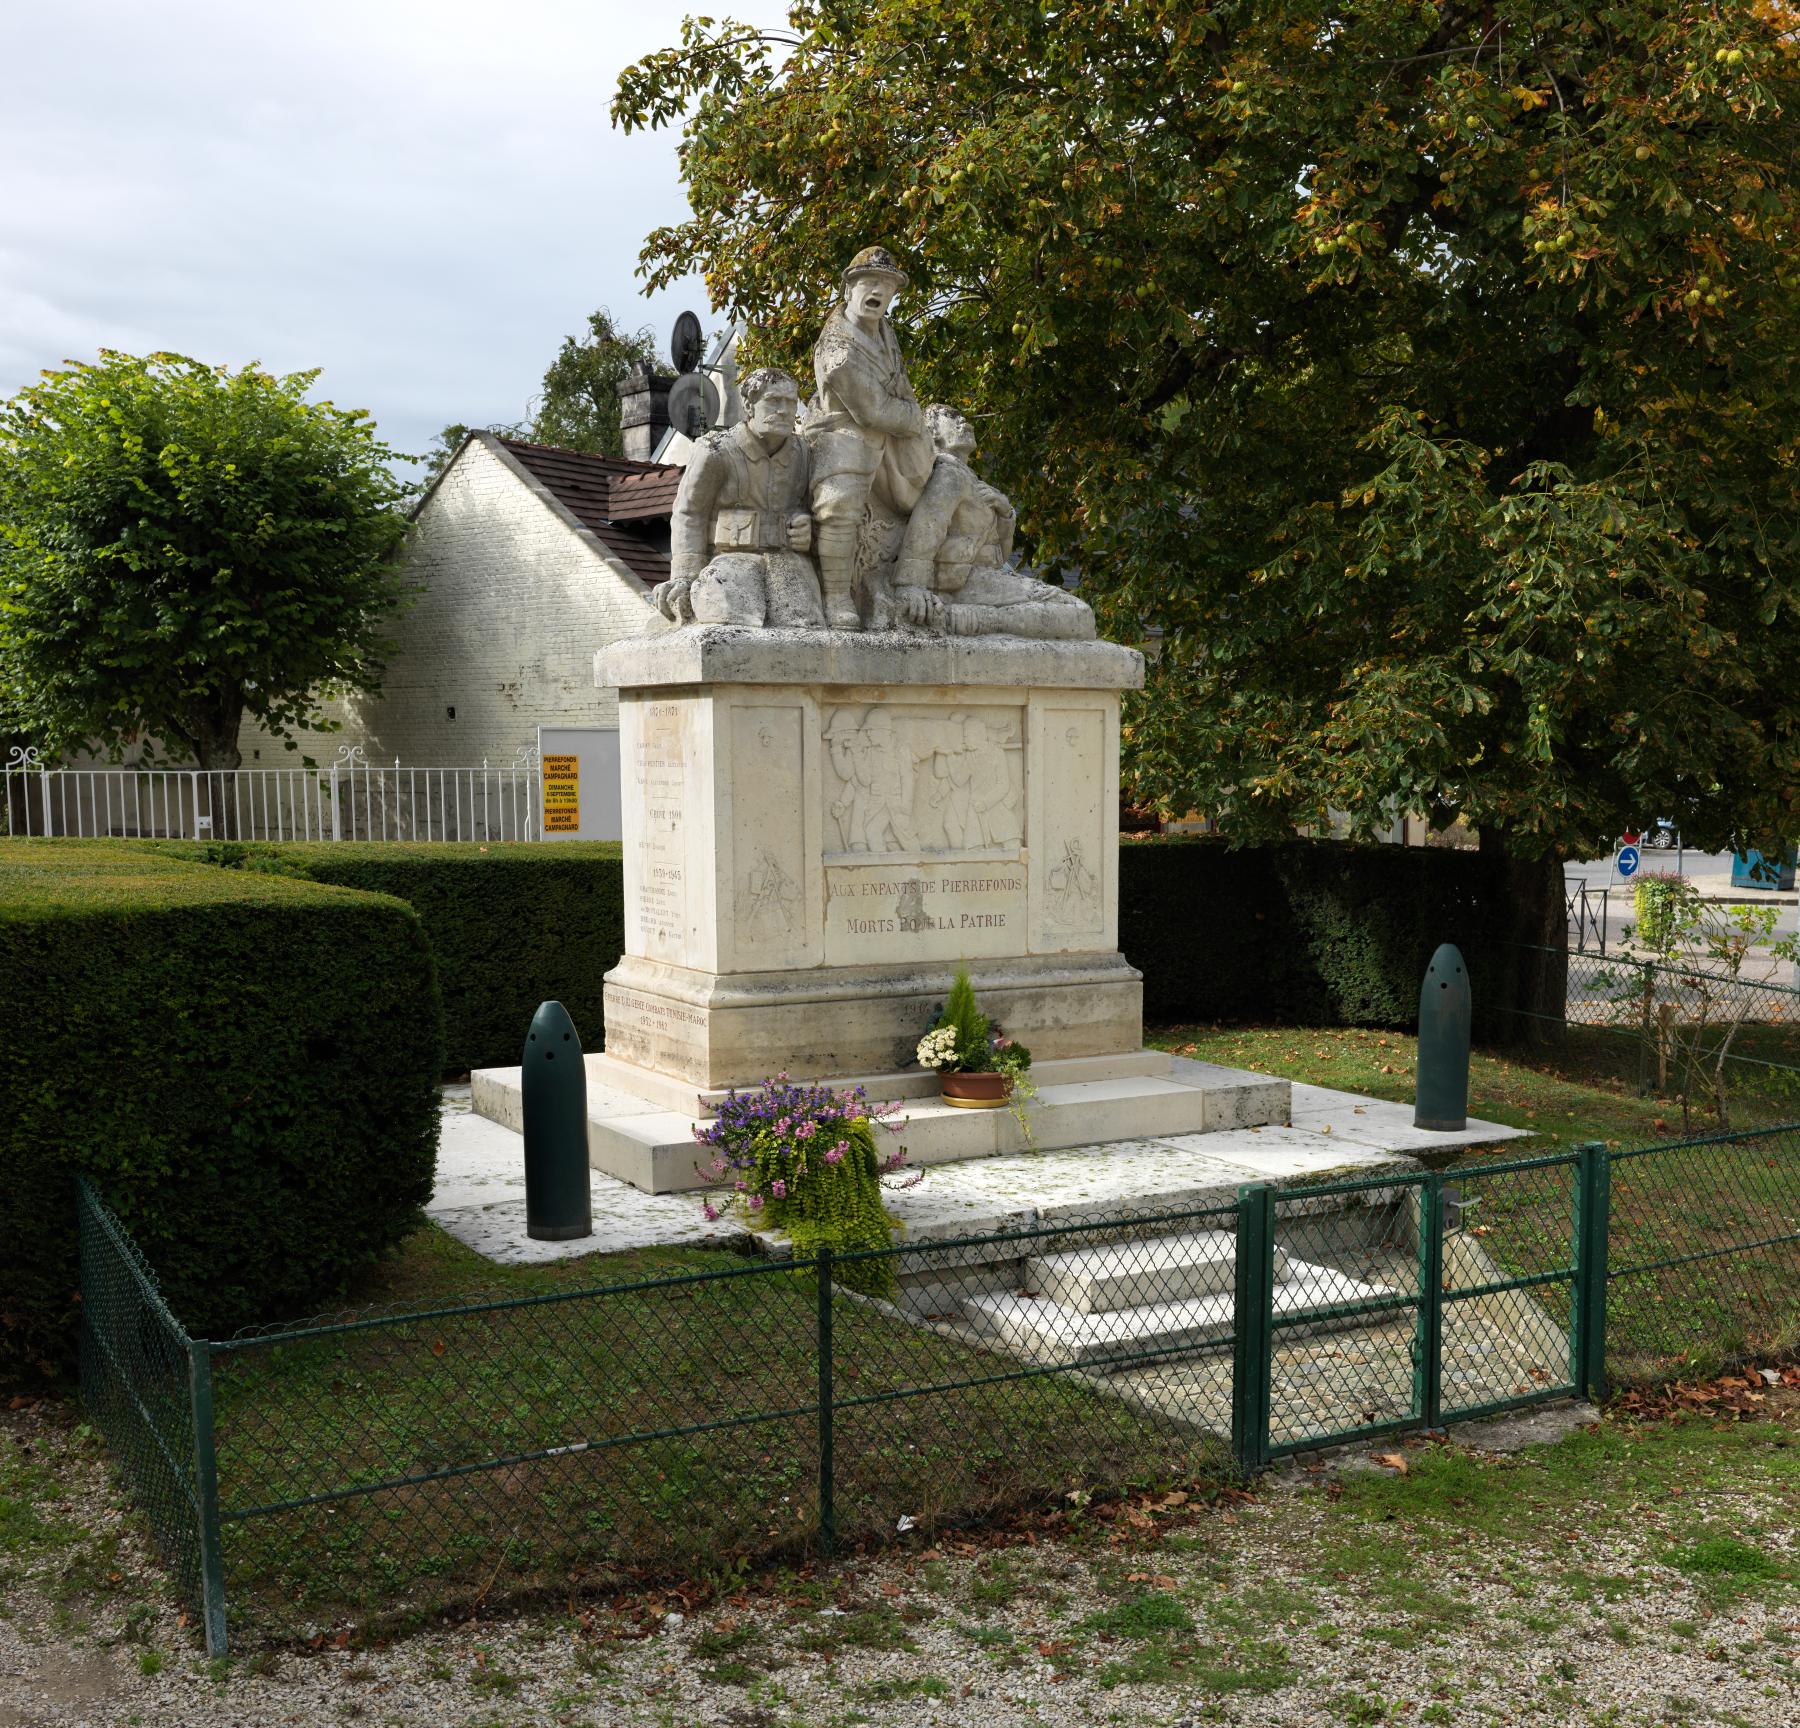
[841,245,909,294]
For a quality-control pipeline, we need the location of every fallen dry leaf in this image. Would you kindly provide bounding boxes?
[1371,1452,1409,1474]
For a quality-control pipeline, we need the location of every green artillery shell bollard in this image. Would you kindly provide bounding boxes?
[1414,943,1471,1132]
[523,1000,592,1240]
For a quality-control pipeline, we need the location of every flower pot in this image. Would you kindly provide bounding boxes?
[939,1072,1013,1109]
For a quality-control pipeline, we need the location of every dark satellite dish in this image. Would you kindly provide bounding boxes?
[670,310,705,375]
[667,370,720,439]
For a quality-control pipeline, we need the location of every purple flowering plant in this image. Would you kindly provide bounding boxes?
[695,1072,912,1292]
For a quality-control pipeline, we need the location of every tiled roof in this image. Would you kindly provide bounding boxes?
[496,437,679,588]
[606,466,683,519]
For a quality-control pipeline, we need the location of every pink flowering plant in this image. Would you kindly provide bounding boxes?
[695,1072,910,1294]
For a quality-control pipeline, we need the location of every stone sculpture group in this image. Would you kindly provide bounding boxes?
[653,246,1095,641]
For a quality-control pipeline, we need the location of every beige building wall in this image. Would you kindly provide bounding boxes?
[238,435,655,770]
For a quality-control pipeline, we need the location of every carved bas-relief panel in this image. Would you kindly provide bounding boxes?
[823,703,1023,859]
[1029,700,1114,953]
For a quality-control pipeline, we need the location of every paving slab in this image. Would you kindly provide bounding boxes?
[428,1086,750,1264]
[1027,1230,1291,1312]
[428,1197,749,1265]
[1287,1084,1532,1153]
[427,1074,1532,1266]
[471,1058,1291,1192]
[965,1261,1392,1367]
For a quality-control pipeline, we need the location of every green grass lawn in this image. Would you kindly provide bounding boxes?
[206,1226,1223,1644]
[1151,1020,1798,1149]
[16,1376,1800,1720]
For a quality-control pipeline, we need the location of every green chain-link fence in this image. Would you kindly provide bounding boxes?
[1517,942,1800,1123]
[78,1123,1800,1653]
[77,1179,220,1638]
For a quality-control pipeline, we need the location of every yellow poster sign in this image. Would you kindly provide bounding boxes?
[542,753,580,833]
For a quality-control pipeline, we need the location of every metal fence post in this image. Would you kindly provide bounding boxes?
[816,1247,835,1559]
[187,1340,228,1656]
[1231,1184,1275,1475]
[1413,1173,1444,1429]
[1572,1141,1611,1399]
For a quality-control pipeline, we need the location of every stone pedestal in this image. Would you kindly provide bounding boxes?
[464,624,1289,1192]
[596,626,1147,1089]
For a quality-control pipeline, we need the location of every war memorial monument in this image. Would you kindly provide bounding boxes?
[478,247,1290,1190]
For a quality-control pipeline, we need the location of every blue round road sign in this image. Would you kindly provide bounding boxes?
[1616,844,1641,879]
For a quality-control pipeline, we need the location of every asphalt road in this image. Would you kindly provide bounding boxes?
[1564,848,1798,987]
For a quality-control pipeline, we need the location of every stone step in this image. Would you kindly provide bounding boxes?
[1025,1230,1295,1314]
[583,1077,1215,1194]
[470,1055,1292,1195]
[962,1261,1394,1367]
[586,1048,1183,1117]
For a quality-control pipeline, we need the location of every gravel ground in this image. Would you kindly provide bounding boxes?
[3,1395,1798,1728]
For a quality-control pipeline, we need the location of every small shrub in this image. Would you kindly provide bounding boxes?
[1120,837,1514,1037]
[916,965,1031,1080]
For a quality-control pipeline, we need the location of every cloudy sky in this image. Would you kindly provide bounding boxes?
[1,0,790,461]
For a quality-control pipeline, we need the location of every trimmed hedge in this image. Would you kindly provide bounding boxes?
[163,842,625,1075]
[0,842,442,1383]
[165,835,1510,1068]
[1119,837,1512,1038]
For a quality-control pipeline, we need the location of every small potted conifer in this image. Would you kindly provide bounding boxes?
[915,964,1032,1108]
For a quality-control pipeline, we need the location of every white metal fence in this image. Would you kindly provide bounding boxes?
[3,745,542,843]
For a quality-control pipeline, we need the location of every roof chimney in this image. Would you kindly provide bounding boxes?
[617,361,675,462]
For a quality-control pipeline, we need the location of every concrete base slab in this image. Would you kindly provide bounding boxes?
[432,1077,1528,1268]
[1287,1083,1533,1153]
[427,1089,751,1265]
[587,1047,1178,1117]
[470,1052,1295,1195]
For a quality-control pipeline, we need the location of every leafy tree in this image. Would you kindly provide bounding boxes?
[617,1,1800,1032]
[422,309,659,481]
[531,308,659,455]
[0,350,414,769]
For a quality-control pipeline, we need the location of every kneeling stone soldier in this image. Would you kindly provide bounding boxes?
[652,367,825,629]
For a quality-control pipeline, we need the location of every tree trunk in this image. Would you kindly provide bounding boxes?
[187,693,244,839]
[1483,830,1568,1049]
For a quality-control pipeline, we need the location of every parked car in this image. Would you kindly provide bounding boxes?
[1623,818,1679,849]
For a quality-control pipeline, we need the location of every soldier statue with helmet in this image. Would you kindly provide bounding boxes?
[802,245,939,630]
[651,244,1093,641]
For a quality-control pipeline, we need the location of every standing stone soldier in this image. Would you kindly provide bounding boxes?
[935,715,1023,848]
[805,246,937,630]
[825,707,919,853]
[653,367,823,628]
